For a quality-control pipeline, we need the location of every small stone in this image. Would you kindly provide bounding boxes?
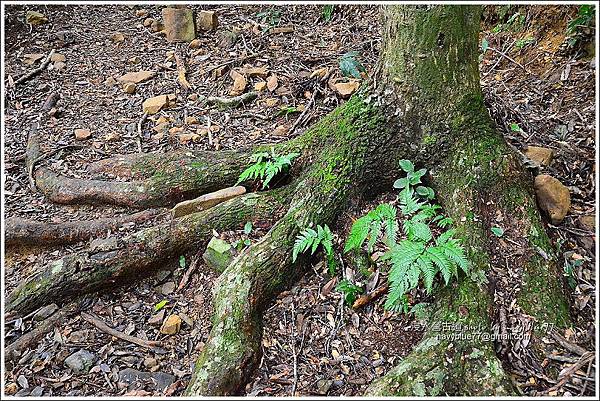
[254,81,267,91]
[578,215,595,231]
[105,76,117,86]
[150,20,164,33]
[197,10,218,31]
[334,81,360,98]
[118,368,175,392]
[148,309,165,325]
[105,132,121,142]
[178,133,200,143]
[5,383,18,395]
[202,237,235,273]
[33,303,58,321]
[534,174,571,225]
[64,349,96,374]
[53,61,66,70]
[217,30,238,47]
[143,357,158,368]
[160,314,182,335]
[179,312,193,327]
[123,82,136,94]
[524,146,554,167]
[111,32,125,42]
[189,39,201,49]
[317,379,333,395]
[143,17,155,27]
[161,281,176,295]
[172,186,246,218]
[74,128,91,140]
[185,116,199,125]
[142,94,174,114]
[26,11,48,25]
[30,386,43,397]
[135,9,148,18]
[117,70,155,84]
[50,53,66,62]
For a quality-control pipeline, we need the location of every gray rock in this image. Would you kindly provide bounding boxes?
[202,237,235,273]
[33,303,58,321]
[118,368,175,391]
[64,349,96,374]
[30,386,44,397]
[317,379,333,395]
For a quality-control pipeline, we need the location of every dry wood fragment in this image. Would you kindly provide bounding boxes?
[14,49,56,85]
[174,52,192,90]
[352,284,389,309]
[81,312,162,349]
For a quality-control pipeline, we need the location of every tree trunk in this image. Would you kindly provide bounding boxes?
[8,5,573,397]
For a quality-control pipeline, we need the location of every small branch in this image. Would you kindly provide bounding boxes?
[81,312,163,350]
[488,46,530,74]
[290,86,318,134]
[202,53,259,76]
[174,51,192,90]
[177,251,201,292]
[352,284,389,309]
[550,331,588,356]
[14,49,56,86]
[137,112,148,153]
[544,352,594,394]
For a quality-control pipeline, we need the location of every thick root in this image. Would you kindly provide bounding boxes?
[6,190,289,316]
[5,208,165,247]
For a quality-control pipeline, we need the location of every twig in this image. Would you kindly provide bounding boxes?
[290,86,318,134]
[177,251,201,292]
[14,49,56,85]
[544,352,594,394]
[174,51,192,90]
[550,331,588,356]
[81,312,162,350]
[202,53,259,76]
[136,112,148,153]
[579,359,593,395]
[488,46,530,74]
[352,284,389,309]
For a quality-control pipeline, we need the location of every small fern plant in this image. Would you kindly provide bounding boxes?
[293,224,336,274]
[344,159,469,313]
[237,148,299,189]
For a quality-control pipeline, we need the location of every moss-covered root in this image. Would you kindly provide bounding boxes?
[6,190,289,316]
[366,281,516,396]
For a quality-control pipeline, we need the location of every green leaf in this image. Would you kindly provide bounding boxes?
[154,299,168,312]
[244,239,251,246]
[398,159,415,173]
[336,279,363,306]
[510,123,521,132]
[339,51,366,79]
[179,255,186,268]
[393,177,409,189]
[322,4,334,21]
[481,38,489,52]
[491,226,504,237]
[244,221,253,235]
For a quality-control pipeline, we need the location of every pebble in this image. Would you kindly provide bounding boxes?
[64,349,96,374]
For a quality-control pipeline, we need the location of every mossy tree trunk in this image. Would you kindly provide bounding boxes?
[7,5,572,397]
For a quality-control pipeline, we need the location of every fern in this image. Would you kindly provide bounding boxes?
[237,148,299,189]
[344,204,398,253]
[293,224,336,274]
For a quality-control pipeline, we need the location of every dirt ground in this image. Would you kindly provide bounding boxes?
[3,4,596,397]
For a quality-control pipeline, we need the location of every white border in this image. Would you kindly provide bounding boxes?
[1,1,598,400]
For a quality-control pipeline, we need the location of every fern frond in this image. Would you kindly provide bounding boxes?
[426,246,452,285]
[416,254,435,293]
[399,187,423,215]
[292,228,318,262]
[441,238,469,275]
[344,214,374,253]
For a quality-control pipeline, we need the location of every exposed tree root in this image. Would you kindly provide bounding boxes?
[6,190,290,316]
[5,208,165,247]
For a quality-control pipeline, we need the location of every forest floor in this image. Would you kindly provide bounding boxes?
[3,4,596,397]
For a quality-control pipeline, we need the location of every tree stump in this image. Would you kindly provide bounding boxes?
[162,7,195,42]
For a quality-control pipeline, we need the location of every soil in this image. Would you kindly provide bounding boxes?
[3,4,596,397]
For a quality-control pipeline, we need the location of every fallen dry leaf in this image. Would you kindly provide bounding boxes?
[267,74,278,92]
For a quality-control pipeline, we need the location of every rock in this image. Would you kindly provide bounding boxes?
[105,132,121,142]
[161,281,176,295]
[254,81,267,91]
[197,10,218,31]
[534,174,571,225]
[33,303,58,321]
[524,146,554,166]
[50,53,66,62]
[162,7,195,42]
[578,215,595,231]
[135,9,148,18]
[143,357,158,368]
[105,76,117,86]
[202,237,235,273]
[151,20,164,33]
[148,309,165,325]
[172,186,246,218]
[142,94,175,114]
[189,39,201,49]
[118,368,175,392]
[53,61,66,70]
[143,17,155,27]
[217,30,239,47]
[30,386,43,397]
[74,128,91,140]
[5,382,17,395]
[160,314,182,335]
[26,11,48,25]
[317,379,333,395]
[111,32,125,43]
[334,81,360,98]
[64,349,96,374]
[123,82,136,94]
[117,70,155,84]
[185,116,199,125]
